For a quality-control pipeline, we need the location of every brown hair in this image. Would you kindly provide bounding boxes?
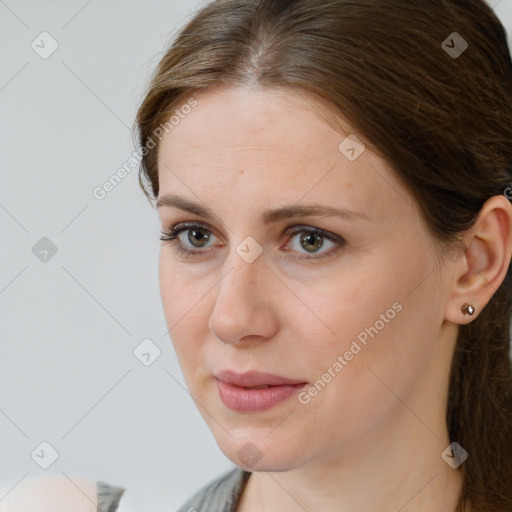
[134,1,512,510]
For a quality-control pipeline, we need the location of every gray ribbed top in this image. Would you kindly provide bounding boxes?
[175,468,251,512]
[96,481,125,512]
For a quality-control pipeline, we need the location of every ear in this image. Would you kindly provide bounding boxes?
[445,194,512,325]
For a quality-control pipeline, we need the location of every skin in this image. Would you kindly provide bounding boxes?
[0,476,98,512]
[157,85,512,512]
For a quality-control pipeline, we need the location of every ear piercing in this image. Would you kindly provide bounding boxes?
[461,303,475,315]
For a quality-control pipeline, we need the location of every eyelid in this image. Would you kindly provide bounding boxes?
[163,221,343,244]
[167,220,222,243]
[164,220,343,239]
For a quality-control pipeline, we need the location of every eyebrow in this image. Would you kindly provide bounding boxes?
[156,194,369,223]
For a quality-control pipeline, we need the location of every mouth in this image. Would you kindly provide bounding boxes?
[215,370,307,387]
[214,370,308,413]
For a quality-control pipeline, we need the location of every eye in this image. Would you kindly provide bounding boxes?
[160,222,346,261]
[282,225,344,260]
[160,223,219,257]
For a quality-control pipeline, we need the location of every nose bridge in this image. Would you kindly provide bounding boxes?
[208,241,274,343]
[215,242,262,313]
[225,246,259,292]
[219,232,267,299]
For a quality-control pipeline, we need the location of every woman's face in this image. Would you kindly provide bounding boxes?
[157,85,456,471]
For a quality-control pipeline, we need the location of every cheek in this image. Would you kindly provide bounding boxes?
[296,314,425,450]
[298,262,435,411]
[312,370,403,451]
[158,252,206,323]
[302,270,393,356]
[158,253,208,370]
[318,300,437,433]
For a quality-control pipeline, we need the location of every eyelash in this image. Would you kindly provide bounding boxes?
[159,222,346,261]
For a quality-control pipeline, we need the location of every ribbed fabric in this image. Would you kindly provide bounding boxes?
[175,468,251,512]
[96,481,126,512]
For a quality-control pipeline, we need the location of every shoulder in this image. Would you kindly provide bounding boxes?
[0,476,125,512]
[0,476,98,512]
[176,467,251,512]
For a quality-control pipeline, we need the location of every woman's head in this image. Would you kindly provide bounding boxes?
[135,1,512,510]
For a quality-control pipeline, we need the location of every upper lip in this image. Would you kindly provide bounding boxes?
[215,370,307,387]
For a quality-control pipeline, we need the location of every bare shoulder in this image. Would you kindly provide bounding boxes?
[0,475,98,512]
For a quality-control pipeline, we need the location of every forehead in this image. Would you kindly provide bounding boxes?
[156,86,409,222]
[159,85,345,156]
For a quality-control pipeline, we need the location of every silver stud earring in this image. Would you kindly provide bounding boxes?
[461,303,475,315]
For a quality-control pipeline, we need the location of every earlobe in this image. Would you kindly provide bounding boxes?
[444,195,512,325]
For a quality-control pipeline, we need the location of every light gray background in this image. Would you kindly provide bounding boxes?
[0,0,511,510]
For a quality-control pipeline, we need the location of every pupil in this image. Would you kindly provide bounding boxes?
[302,232,322,252]
[190,229,208,247]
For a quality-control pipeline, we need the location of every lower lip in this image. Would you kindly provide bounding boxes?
[216,379,307,413]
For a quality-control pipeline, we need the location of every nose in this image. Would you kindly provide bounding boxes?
[208,247,278,346]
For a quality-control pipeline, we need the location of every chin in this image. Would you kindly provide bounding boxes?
[212,427,309,472]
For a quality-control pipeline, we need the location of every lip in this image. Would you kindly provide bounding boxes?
[215,370,307,387]
[215,370,308,413]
